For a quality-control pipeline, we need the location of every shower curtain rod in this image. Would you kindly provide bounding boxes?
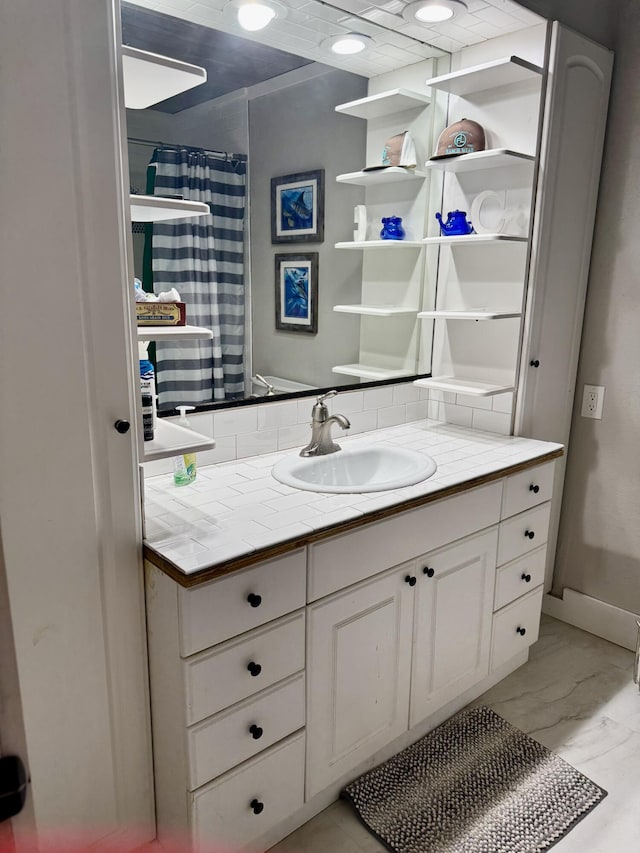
[127,136,246,162]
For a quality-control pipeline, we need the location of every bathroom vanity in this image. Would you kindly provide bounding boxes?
[143,423,562,851]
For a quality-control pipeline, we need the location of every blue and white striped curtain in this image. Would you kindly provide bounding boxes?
[150,147,247,408]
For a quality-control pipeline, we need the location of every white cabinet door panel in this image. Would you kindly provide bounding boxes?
[306,566,414,797]
[410,529,498,727]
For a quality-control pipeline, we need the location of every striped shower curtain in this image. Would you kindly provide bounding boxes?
[149,147,247,408]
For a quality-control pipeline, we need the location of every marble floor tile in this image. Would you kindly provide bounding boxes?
[269,616,640,853]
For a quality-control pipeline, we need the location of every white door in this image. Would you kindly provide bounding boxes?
[410,529,498,728]
[306,564,415,798]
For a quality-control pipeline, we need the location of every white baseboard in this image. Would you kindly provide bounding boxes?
[543,588,639,651]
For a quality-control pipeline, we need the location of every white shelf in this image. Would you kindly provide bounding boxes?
[425,56,543,97]
[413,377,514,397]
[334,305,418,317]
[418,310,521,320]
[143,419,215,462]
[332,364,415,381]
[130,195,210,222]
[421,234,527,246]
[424,149,535,174]
[336,167,427,186]
[335,89,430,120]
[335,240,424,250]
[122,46,207,109]
[137,324,214,341]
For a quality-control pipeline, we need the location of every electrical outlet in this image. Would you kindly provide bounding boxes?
[581,384,605,419]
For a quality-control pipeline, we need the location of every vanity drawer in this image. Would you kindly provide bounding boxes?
[491,586,543,671]
[184,611,305,725]
[497,503,551,567]
[501,461,555,519]
[494,547,547,611]
[187,673,305,790]
[191,731,305,851]
[178,549,306,656]
[309,482,503,601]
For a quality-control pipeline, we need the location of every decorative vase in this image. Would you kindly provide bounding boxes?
[380,216,405,240]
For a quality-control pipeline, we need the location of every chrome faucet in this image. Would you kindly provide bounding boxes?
[300,390,351,457]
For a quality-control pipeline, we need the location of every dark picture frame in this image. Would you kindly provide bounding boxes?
[271,169,325,243]
[275,253,319,334]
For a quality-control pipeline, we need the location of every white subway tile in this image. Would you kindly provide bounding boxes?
[427,401,441,421]
[406,400,429,421]
[334,390,364,414]
[472,409,512,435]
[363,386,393,410]
[345,409,379,435]
[257,401,299,431]
[197,436,237,465]
[392,384,421,404]
[439,402,473,427]
[377,405,407,429]
[214,406,258,437]
[279,423,311,450]
[236,429,278,459]
[456,393,493,410]
[492,392,514,414]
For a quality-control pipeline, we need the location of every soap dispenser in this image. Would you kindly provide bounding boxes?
[173,406,197,486]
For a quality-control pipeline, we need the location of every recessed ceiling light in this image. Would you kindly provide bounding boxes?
[322,33,374,55]
[402,0,467,24]
[235,0,278,31]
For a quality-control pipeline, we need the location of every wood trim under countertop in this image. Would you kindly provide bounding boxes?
[143,448,563,588]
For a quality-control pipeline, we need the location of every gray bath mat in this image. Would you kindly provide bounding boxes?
[341,706,606,853]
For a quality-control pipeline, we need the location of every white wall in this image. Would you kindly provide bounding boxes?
[552,0,640,614]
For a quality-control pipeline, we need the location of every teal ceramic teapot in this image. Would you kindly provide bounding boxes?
[435,210,475,236]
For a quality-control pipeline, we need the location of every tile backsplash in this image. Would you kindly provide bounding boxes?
[143,382,514,477]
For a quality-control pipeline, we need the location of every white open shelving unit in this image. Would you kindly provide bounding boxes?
[143,419,215,463]
[130,195,210,222]
[418,310,521,320]
[332,364,415,381]
[416,52,545,402]
[123,44,213,461]
[334,305,418,317]
[122,45,207,109]
[425,56,543,97]
[335,88,431,120]
[137,325,214,341]
[335,240,424,250]
[336,167,427,187]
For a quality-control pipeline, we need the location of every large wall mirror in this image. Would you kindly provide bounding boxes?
[123,0,542,412]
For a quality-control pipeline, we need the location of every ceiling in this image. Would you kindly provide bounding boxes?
[124,0,544,103]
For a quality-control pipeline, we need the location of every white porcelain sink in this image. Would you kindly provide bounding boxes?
[271,446,437,494]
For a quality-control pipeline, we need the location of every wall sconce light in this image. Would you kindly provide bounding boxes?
[322,33,374,55]
[402,0,467,24]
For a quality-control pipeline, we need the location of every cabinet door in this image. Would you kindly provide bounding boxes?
[306,565,415,798]
[410,529,498,728]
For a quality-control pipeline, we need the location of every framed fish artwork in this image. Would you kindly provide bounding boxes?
[271,170,325,243]
[274,253,319,333]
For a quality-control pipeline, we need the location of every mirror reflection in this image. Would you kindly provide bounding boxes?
[124,0,447,410]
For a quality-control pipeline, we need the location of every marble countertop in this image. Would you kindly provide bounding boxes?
[143,419,563,581]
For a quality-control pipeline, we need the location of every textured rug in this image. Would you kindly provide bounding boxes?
[341,706,606,853]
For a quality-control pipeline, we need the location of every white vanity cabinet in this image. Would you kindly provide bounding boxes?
[144,458,557,851]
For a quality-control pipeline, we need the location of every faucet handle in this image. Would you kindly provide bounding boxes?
[316,390,337,405]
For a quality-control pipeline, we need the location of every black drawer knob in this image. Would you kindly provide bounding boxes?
[250,798,264,815]
[521,573,532,583]
[530,359,540,368]
[247,661,262,677]
[404,575,417,587]
[423,567,435,578]
[516,626,527,636]
[529,484,540,494]
[247,593,262,608]
[524,530,535,540]
[114,419,130,434]
[249,724,263,740]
